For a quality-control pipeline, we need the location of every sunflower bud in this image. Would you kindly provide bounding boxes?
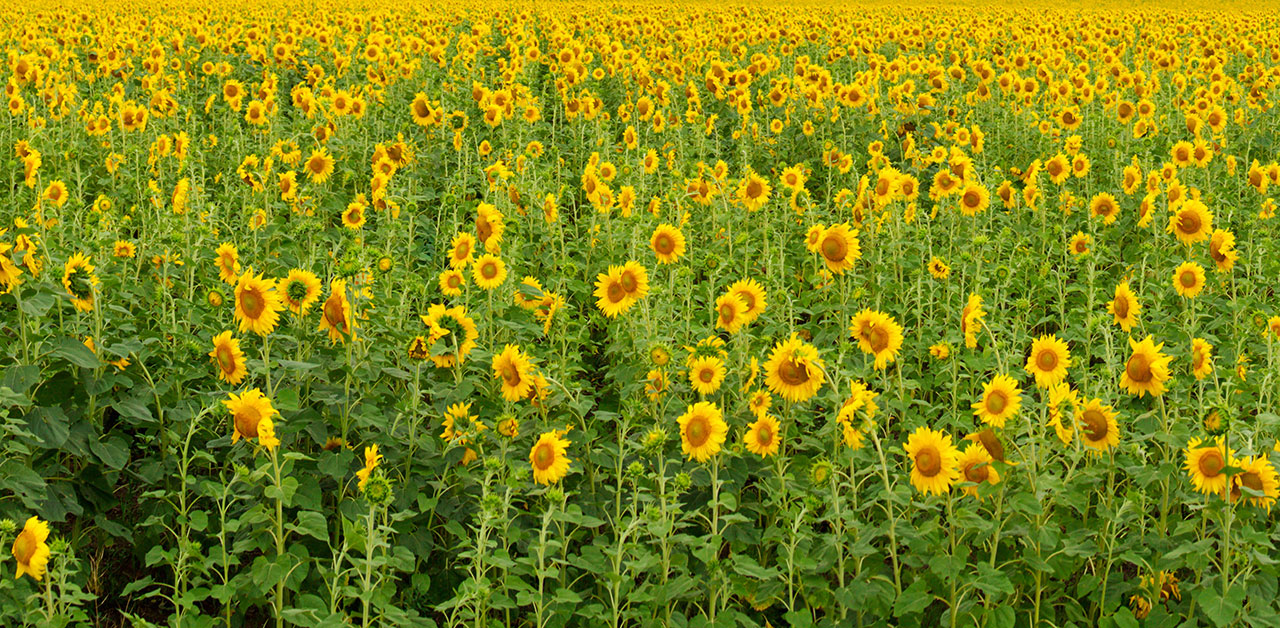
[673,472,692,492]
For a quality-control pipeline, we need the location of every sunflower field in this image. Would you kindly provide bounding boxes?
[5,0,1280,626]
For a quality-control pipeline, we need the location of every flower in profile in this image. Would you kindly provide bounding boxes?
[956,443,1000,498]
[1119,335,1173,398]
[11,516,51,581]
[1231,455,1280,511]
[492,344,535,401]
[961,294,985,348]
[356,444,383,492]
[1108,282,1141,331]
[208,331,247,385]
[62,253,99,312]
[849,309,904,370]
[530,429,572,485]
[318,278,352,344]
[224,389,280,450]
[215,243,241,284]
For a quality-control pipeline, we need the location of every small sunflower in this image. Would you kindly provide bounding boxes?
[677,401,728,462]
[1190,338,1214,380]
[530,429,572,485]
[815,222,861,274]
[1108,282,1142,331]
[1069,231,1090,256]
[224,388,280,450]
[1025,334,1071,388]
[956,443,1000,498]
[472,254,507,291]
[62,253,99,312]
[1166,199,1213,245]
[714,293,748,334]
[687,355,727,396]
[594,265,633,318]
[304,147,335,183]
[317,278,353,344]
[1076,398,1120,453]
[650,224,686,264]
[961,293,986,349]
[764,333,826,403]
[208,331,247,385]
[279,269,321,315]
[1208,229,1239,272]
[1120,335,1173,398]
[903,426,960,496]
[439,269,465,296]
[11,516,51,581]
[1231,455,1280,511]
[927,257,950,280]
[849,309,904,370]
[449,232,477,268]
[356,444,383,492]
[234,268,283,336]
[743,413,781,458]
[972,374,1023,428]
[215,243,241,285]
[1184,437,1232,497]
[727,279,767,324]
[492,344,535,401]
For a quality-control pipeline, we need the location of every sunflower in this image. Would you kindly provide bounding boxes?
[650,224,686,264]
[1025,334,1071,388]
[342,199,367,229]
[208,331,247,385]
[1107,282,1142,331]
[279,269,321,315]
[304,147,335,183]
[594,265,633,318]
[849,309,904,370]
[1172,261,1205,298]
[492,344,535,401]
[449,232,477,268]
[928,257,950,279]
[738,173,772,211]
[903,426,961,496]
[728,279,767,323]
[1089,192,1121,224]
[356,444,382,492]
[1184,437,1232,497]
[233,269,283,336]
[1208,229,1238,272]
[62,253,98,312]
[320,278,355,345]
[473,254,507,290]
[1076,398,1119,453]
[645,369,669,400]
[213,243,242,285]
[530,430,572,485]
[617,261,650,301]
[961,293,985,348]
[1167,199,1213,245]
[439,269,465,296]
[0,241,24,294]
[1120,335,1173,398]
[714,293,748,334]
[1191,338,1214,380]
[1069,232,1090,256]
[1231,455,1280,511]
[748,389,772,416]
[420,304,478,368]
[972,374,1022,428]
[11,516,51,581]
[957,182,990,216]
[764,333,826,403]
[956,443,1000,498]
[743,413,781,458]
[677,401,728,462]
[476,203,505,253]
[224,388,280,450]
[43,180,68,207]
[804,224,825,253]
[815,222,861,274]
[110,240,134,259]
[687,355,727,396]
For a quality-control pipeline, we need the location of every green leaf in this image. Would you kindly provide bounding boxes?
[975,563,1014,598]
[1198,585,1245,627]
[894,577,933,617]
[293,510,329,541]
[114,397,155,424]
[51,336,101,368]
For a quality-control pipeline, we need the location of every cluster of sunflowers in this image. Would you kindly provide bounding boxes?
[5,0,1280,625]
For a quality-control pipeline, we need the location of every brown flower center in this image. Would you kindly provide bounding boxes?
[986,391,1008,414]
[964,460,989,483]
[240,288,265,319]
[776,358,809,386]
[821,234,847,263]
[686,416,709,448]
[533,443,554,470]
[236,406,262,439]
[1113,295,1130,319]
[1082,409,1108,442]
[324,295,347,330]
[916,447,941,477]
[1036,349,1058,371]
[606,281,626,304]
[1126,353,1152,383]
[654,233,674,255]
[1180,270,1196,288]
[1178,210,1201,235]
[216,345,235,374]
[1198,450,1224,478]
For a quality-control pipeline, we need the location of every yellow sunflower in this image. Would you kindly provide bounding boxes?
[1166,199,1213,245]
[928,257,950,280]
[728,279,767,324]
[62,253,99,312]
[972,374,1022,428]
[224,388,280,450]
[530,429,572,485]
[1076,398,1119,453]
[492,344,535,401]
[1089,192,1121,224]
[1172,261,1205,298]
[234,268,283,336]
[1184,437,1232,497]
[957,182,990,216]
[677,401,728,462]
[356,444,382,492]
[714,293,748,334]
[687,355,727,396]
[11,516,51,581]
[279,269,321,315]
[737,173,772,211]
[849,309,904,370]
[804,224,826,253]
[1025,334,1071,388]
[208,331,247,385]
[764,333,826,403]
[815,222,861,274]
[650,224,686,264]
[439,269,465,296]
[318,278,353,344]
[594,265,633,318]
[1120,335,1173,398]
[1231,455,1280,511]
[1191,338,1214,380]
[1108,282,1142,332]
[449,232,476,269]
[472,254,507,291]
[956,443,1000,498]
[1208,229,1239,272]
[903,426,961,496]
[743,413,781,458]
[420,304,478,368]
[304,147,335,183]
[1069,232,1090,256]
[961,293,986,348]
[476,203,505,253]
[215,242,241,284]
[617,261,650,301]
